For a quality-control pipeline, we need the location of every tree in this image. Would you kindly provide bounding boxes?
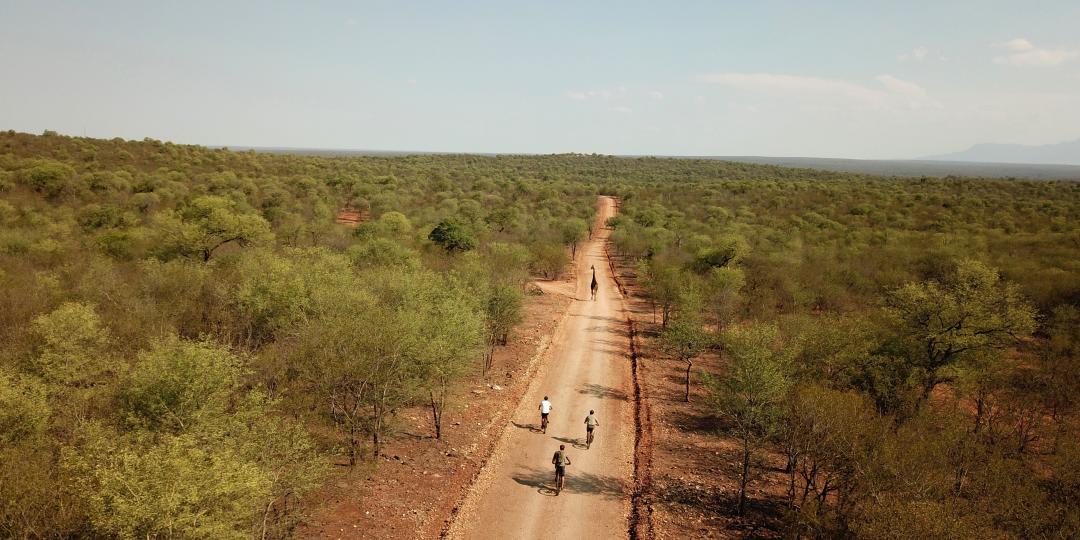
[702,266,745,331]
[229,249,312,347]
[530,242,568,280]
[376,211,412,237]
[18,160,77,199]
[0,370,49,446]
[485,207,520,233]
[1038,305,1080,449]
[483,284,524,375]
[30,302,112,389]
[297,299,382,464]
[777,385,884,533]
[220,391,325,539]
[155,195,273,261]
[298,269,478,457]
[638,259,684,327]
[953,350,1015,436]
[659,283,709,402]
[410,273,485,439]
[428,218,476,253]
[691,235,749,274]
[97,336,320,538]
[560,218,589,258]
[708,324,794,516]
[65,424,272,540]
[119,336,244,433]
[483,242,531,288]
[884,259,1036,406]
[346,238,421,270]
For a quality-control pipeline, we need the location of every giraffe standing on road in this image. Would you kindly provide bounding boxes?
[590,265,598,301]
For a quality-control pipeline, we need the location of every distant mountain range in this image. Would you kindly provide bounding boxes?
[924,139,1080,166]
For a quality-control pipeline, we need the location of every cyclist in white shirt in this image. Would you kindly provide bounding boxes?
[539,396,553,433]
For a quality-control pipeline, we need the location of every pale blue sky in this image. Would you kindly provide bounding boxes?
[2,1,1079,158]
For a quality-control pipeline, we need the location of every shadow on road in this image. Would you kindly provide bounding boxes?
[552,436,588,449]
[511,421,544,433]
[578,382,629,402]
[511,466,627,499]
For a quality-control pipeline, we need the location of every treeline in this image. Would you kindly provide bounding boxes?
[0,131,604,538]
[612,174,1080,536]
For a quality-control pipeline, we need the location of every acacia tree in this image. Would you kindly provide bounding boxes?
[483,284,523,376]
[560,218,589,258]
[428,218,476,253]
[68,337,320,540]
[119,336,243,433]
[296,280,379,465]
[155,195,272,261]
[530,242,568,280]
[299,268,483,454]
[30,302,112,390]
[410,273,485,439]
[300,306,412,460]
[777,385,884,531]
[708,324,794,516]
[702,266,745,331]
[691,235,749,274]
[659,284,708,402]
[1037,306,1080,449]
[638,259,685,327]
[884,259,1036,407]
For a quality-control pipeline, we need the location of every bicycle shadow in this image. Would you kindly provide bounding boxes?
[511,466,627,499]
[511,421,544,433]
[552,436,588,449]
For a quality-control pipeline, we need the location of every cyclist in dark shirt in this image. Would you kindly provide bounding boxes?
[552,444,572,495]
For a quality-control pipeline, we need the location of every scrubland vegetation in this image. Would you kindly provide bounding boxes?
[611,170,1080,536]
[1,130,1078,538]
[0,131,596,538]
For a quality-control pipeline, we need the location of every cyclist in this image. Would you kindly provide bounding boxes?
[584,410,599,449]
[552,444,572,495]
[539,396,553,433]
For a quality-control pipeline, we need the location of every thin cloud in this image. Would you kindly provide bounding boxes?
[648,90,664,100]
[1001,38,1034,52]
[564,87,626,101]
[610,105,633,114]
[993,38,1078,67]
[699,72,937,110]
[727,102,759,114]
[876,75,927,98]
[897,46,929,63]
[700,73,884,106]
[896,46,946,63]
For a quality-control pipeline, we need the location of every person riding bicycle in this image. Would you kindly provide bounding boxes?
[552,444,572,495]
[584,410,599,449]
[539,396,553,433]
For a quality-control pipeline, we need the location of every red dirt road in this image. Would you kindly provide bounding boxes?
[447,196,635,540]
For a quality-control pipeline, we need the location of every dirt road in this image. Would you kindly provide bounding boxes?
[448,196,634,540]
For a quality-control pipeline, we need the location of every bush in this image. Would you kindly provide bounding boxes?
[428,218,476,252]
[0,370,50,446]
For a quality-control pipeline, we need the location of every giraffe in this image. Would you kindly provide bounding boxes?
[590,265,598,301]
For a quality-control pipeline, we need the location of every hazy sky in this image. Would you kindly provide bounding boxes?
[2,1,1079,158]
